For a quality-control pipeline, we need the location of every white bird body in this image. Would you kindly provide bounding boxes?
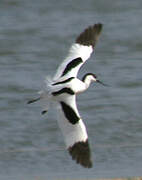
[28,23,103,168]
[55,78,86,93]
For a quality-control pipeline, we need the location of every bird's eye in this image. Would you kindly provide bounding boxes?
[93,74,97,79]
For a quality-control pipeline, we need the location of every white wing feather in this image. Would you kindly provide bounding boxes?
[53,44,93,81]
[55,95,88,148]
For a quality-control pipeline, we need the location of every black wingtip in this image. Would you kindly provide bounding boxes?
[68,140,92,168]
[76,23,103,48]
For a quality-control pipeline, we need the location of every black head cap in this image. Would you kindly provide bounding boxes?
[82,73,97,82]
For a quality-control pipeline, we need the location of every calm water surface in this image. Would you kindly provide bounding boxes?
[0,0,142,179]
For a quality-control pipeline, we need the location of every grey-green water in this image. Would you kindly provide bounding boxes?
[0,0,142,179]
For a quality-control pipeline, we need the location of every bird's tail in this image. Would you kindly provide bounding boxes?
[27,76,53,114]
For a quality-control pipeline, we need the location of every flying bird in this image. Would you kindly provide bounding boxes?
[28,23,103,168]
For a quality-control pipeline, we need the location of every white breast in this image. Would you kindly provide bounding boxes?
[70,78,87,94]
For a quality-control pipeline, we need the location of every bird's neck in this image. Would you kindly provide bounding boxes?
[82,76,92,89]
[83,79,92,89]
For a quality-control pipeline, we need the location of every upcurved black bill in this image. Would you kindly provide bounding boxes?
[96,79,108,86]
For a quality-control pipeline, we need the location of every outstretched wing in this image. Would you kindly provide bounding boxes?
[53,23,103,81]
[55,95,92,168]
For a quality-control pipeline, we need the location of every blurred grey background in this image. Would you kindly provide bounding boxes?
[0,0,142,179]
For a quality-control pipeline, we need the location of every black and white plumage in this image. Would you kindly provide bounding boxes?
[28,23,103,168]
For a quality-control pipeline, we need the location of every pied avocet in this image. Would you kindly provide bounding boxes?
[28,23,104,168]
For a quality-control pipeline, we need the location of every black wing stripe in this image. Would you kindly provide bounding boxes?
[60,101,80,124]
[52,77,74,86]
[52,88,75,96]
[68,139,92,168]
[61,57,83,77]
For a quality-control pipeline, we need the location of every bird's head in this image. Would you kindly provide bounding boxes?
[82,73,107,86]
